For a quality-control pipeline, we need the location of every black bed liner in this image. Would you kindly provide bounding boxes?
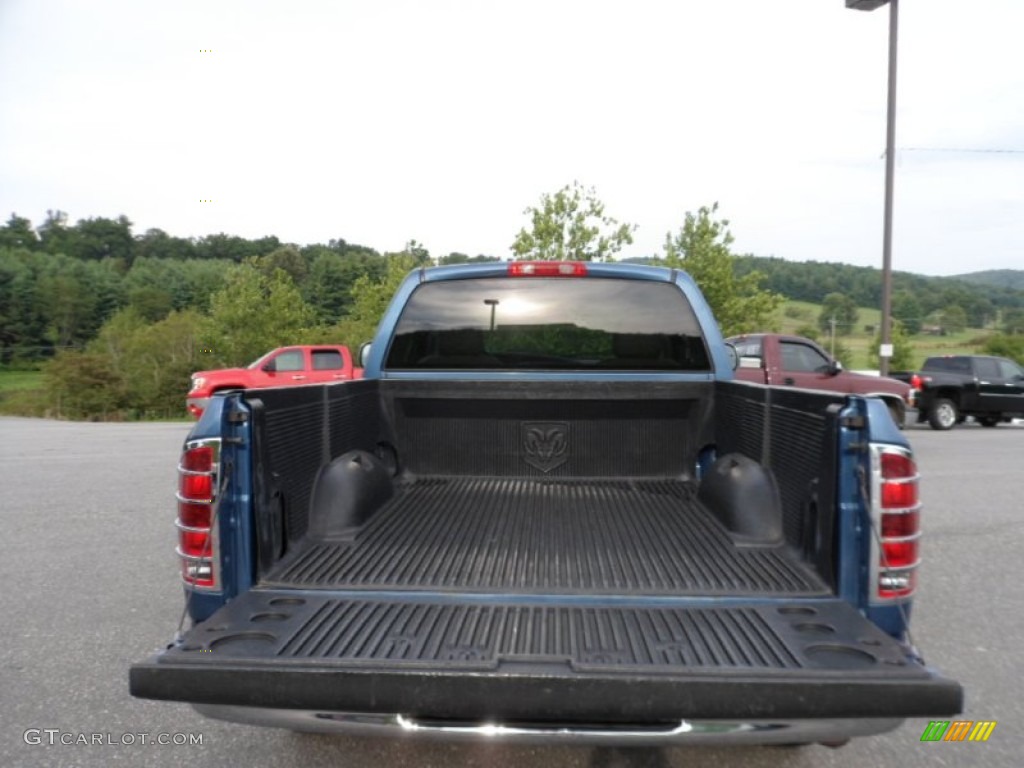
[265,477,827,596]
[131,590,962,719]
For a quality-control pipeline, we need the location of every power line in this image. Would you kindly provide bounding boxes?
[897,147,1024,155]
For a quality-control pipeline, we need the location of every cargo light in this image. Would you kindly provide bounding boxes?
[508,262,587,277]
[871,445,921,601]
[175,438,221,590]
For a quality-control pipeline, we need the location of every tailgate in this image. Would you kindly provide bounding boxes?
[131,589,962,721]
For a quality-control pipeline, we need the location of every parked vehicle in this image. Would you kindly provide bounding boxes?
[132,262,961,747]
[186,345,360,418]
[727,333,915,427]
[892,355,1024,430]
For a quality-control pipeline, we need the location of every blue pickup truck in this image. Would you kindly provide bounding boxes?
[131,261,961,746]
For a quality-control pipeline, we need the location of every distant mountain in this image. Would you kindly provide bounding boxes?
[951,270,1024,291]
[731,256,1024,325]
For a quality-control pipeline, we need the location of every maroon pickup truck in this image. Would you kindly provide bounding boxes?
[187,345,361,418]
[727,333,915,427]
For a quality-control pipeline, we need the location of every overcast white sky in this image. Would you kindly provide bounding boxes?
[1,0,1021,276]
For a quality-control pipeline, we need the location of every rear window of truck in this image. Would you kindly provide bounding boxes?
[922,357,972,374]
[312,350,345,370]
[384,277,711,371]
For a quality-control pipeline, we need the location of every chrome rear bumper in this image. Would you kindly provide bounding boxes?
[193,706,903,746]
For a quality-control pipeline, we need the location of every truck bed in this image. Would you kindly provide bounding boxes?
[131,357,963,728]
[267,477,828,596]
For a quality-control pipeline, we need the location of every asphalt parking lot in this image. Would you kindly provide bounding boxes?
[0,416,1020,767]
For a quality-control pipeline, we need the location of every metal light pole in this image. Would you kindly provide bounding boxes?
[846,0,898,376]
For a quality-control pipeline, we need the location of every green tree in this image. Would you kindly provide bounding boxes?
[1000,308,1024,335]
[869,320,914,371]
[511,181,635,262]
[176,259,231,311]
[45,349,125,419]
[37,270,97,348]
[831,340,854,369]
[125,258,192,310]
[90,306,148,369]
[0,214,39,250]
[135,228,197,261]
[127,286,174,322]
[257,245,308,286]
[204,262,318,366]
[940,304,968,334]
[0,250,29,351]
[891,290,923,335]
[965,295,996,328]
[194,233,280,262]
[304,251,352,322]
[329,253,421,349]
[33,255,124,349]
[126,256,222,312]
[70,215,135,265]
[794,325,821,342]
[663,204,781,336]
[120,310,205,416]
[403,239,432,265]
[818,293,859,336]
[982,333,1024,364]
[82,257,126,326]
[46,307,207,418]
[438,251,501,266]
[37,209,72,254]
[784,305,811,322]
[0,248,49,360]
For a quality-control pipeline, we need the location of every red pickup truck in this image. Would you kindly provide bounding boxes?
[187,345,360,418]
[727,333,915,427]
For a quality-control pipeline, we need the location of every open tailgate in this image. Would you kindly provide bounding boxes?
[131,589,962,722]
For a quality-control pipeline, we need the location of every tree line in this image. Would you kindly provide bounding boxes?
[733,254,1023,331]
[0,211,500,365]
[2,188,1022,419]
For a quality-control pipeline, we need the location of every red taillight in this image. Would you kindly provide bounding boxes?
[880,451,918,509]
[179,528,210,555]
[179,472,213,501]
[909,374,921,390]
[176,439,221,590]
[882,480,917,509]
[508,261,588,277]
[880,452,914,479]
[882,538,919,569]
[873,445,921,602]
[881,509,919,537]
[178,500,210,529]
[182,445,214,472]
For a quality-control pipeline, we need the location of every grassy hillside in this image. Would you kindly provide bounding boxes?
[0,369,43,392]
[0,369,47,417]
[773,300,995,370]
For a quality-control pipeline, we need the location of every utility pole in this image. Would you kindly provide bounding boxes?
[878,0,899,376]
[845,0,899,376]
